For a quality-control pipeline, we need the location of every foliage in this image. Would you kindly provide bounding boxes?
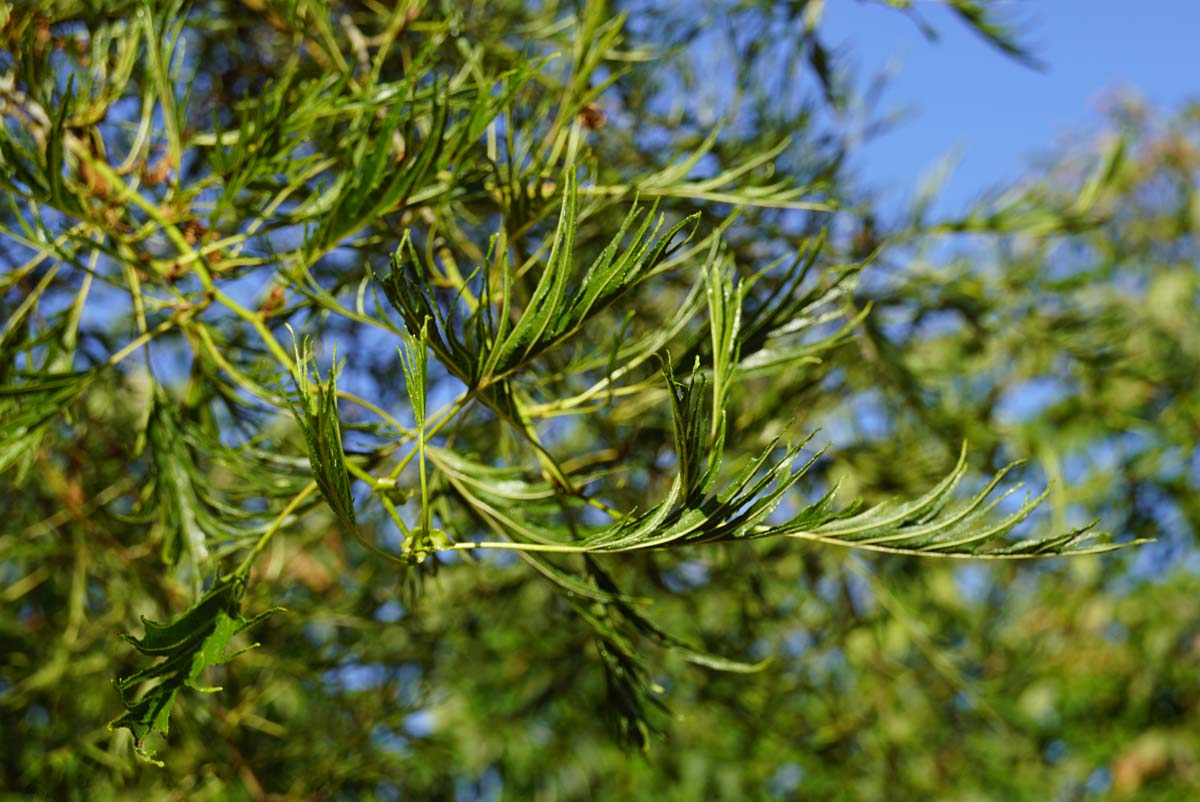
[111,572,279,764]
[0,1,1195,800]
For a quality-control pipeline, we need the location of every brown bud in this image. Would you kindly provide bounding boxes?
[579,102,606,131]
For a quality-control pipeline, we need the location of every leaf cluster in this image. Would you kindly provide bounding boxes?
[0,0,1152,775]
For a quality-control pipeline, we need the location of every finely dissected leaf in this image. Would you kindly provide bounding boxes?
[583,127,832,211]
[781,446,1142,558]
[552,556,767,751]
[289,336,416,565]
[381,172,701,394]
[0,266,93,479]
[138,388,313,587]
[399,320,428,427]
[0,369,92,480]
[147,393,211,579]
[289,336,358,536]
[736,231,866,375]
[111,573,279,763]
[399,318,433,558]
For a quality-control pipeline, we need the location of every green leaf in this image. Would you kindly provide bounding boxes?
[147,392,211,580]
[382,172,701,394]
[782,445,1147,558]
[289,335,358,536]
[110,573,279,763]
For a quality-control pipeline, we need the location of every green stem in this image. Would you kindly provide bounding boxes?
[236,481,319,577]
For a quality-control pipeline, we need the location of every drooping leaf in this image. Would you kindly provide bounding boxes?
[288,336,358,536]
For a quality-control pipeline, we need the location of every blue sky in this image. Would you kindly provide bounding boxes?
[822,1,1198,215]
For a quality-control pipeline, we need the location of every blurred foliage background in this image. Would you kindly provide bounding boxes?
[1,1,1197,800]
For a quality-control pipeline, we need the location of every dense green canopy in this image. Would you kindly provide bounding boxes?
[1,1,1196,800]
